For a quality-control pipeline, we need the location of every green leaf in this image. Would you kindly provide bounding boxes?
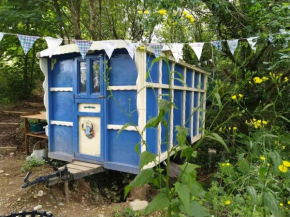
[134,142,141,154]
[205,133,229,151]
[189,201,211,217]
[175,182,190,214]
[124,168,154,197]
[261,103,273,112]
[181,163,200,174]
[117,123,131,137]
[259,167,267,180]
[214,92,222,110]
[262,192,282,217]
[175,125,188,147]
[144,193,170,215]
[247,186,257,205]
[139,151,156,169]
[278,115,290,123]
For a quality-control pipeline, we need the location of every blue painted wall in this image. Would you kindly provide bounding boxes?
[109,53,138,85]
[50,125,73,155]
[173,90,183,145]
[174,64,184,86]
[51,59,74,87]
[146,54,159,83]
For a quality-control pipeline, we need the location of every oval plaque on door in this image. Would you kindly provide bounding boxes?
[81,120,95,139]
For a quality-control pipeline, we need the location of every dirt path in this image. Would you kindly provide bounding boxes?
[0,153,130,217]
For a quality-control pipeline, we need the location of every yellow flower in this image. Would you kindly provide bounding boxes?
[267,163,270,167]
[183,11,188,15]
[282,146,286,150]
[225,200,231,205]
[233,127,237,131]
[231,95,237,100]
[283,161,290,167]
[186,14,193,19]
[262,120,267,125]
[285,77,289,82]
[221,163,225,167]
[249,81,252,84]
[138,10,143,14]
[158,9,167,15]
[144,10,149,15]
[238,94,243,98]
[288,201,290,205]
[219,127,222,132]
[262,77,269,81]
[253,77,263,84]
[279,164,288,173]
[190,18,194,23]
[228,127,231,130]
[280,203,284,207]
[226,163,231,166]
[260,156,266,161]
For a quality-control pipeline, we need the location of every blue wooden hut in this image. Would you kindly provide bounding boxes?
[38,40,209,174]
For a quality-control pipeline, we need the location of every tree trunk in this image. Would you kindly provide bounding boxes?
[88,0,97,40]
[98,0,102,40]
[68,0,82,39]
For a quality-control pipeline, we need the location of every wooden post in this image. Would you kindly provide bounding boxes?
[64,180,69,200]
[24,118,29,155]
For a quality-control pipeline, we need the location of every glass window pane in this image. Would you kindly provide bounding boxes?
[79,62,87,93]
[92,60,100,93]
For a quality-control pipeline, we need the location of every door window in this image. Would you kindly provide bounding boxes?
[92,60,100,93]
[79,61,87,93]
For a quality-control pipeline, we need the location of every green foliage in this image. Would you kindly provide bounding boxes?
[21,155,45,172]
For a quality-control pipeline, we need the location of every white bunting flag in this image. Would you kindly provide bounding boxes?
[189,42,204,61]
[125,42,139,59]
[102,41,116,59]
[0,32,4,42]
[247,37,258,52]
[170,43,183,62]
[227,39,239,55]
[45,37,63,58]
[149,44,164,57]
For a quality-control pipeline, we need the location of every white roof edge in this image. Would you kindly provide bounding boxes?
[38,40,132,58]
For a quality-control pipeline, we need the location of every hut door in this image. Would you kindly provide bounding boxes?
[73,55,105,162]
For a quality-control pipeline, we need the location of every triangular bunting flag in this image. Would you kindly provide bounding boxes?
[45,37,63,58]
[102,41,116,59]
[189,42,204,61]
[75,40,93,59]
[170,43,183,62]
[17,34,39,55]
[227,39,239,55]
[149,44,164,57]
[0,32,4,42]
[247,37,258,52]
[211,41,222,51]
[125,42,139,59]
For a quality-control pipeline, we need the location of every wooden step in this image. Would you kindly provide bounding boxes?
[2,110,29,116]
[0,147,17,155]
[0,123,20,128]
[24,102,44,108]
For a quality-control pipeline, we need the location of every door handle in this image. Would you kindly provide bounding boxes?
[98,95,106,99]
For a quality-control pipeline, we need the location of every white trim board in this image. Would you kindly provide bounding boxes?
[107,124,138,131]
[50,121,73,127]
[107,85,137,91]
[50,87,73,92]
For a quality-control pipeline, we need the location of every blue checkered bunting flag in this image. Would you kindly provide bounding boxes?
[75,40,93,59]
[211,40,222,51]
[149,44,163,57]
[17,34,40,55]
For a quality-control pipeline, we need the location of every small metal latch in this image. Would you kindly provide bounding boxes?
[98,95,106,99]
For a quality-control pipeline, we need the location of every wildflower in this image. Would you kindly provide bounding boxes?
[253,77,263,84]
[186,14,193,19]
[228,127,231,130]
[262,120,267,125]
[225,200,231,205]
[279,164,288,173]
[283,161,290,167]
[158,9,167,15]
[190,18,194,23]
[231,95,237,100]
[267,163,270,167]
[262,77,269,81]
[226,163,231,166]
[249,81,252,84]
[138,10,143,14]
[221,163,225,167]
[139,46,144,50]
[260,156,266,161]
[282,146,286,150]
[285,77,289,82]
[233,127,237,131]
[219,127,222,132]
[183,11,188,15]
[238,94,243,98]
[288,201,290,205]
[280,203,284,207]
[144,10,149,15]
